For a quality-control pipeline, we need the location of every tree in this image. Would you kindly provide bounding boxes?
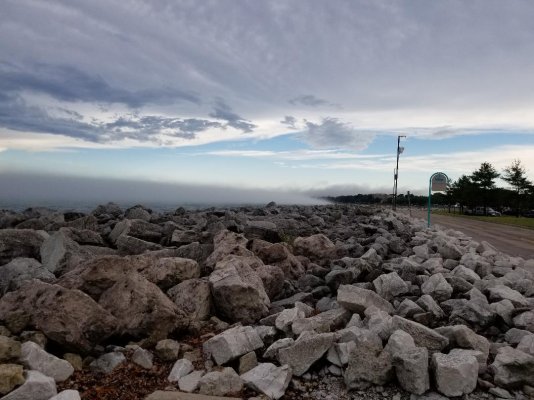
[470,162,499,215]
[448,175,477,213]
[502,159,533,217]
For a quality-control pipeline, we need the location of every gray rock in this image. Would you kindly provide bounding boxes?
[241,363,292,400]
[490,346,534,388]
[365,306,393,340]
[432,352,478,397]
[263,338,294,360]
[239,351,258,375]
[327,341,355,367]
[209,255,270,324]
[517,334,534,356]
[451,265,480,283]
[40,231,91,276]
[168,359,194,383]
[490,299,515,325]
[278,331,334,376]
[436,240,463,260]
[373,272,409,301]
[488,285,529,307]
[167,278,211,322]
[416,295,445,319]
[384,330,416,358]
[19,341,74,382]
[393,347,430,395]
[0,229,48,265]
[275,302,313,333]
[449,348,486,373]
[1,370,56,400]
[155,339,180,361]
[203,325,264,365]
[49,390,81,400]
[514,310,534,332]
[198,367,243,397]
[116,235,162,255]
[291,308,350,336]
[391,316,448,351]
[89,352,126,374]
[337,284,394,315]
[0,258,55,295]
[488,387,513,399]
[504,328,532,345]
[397,299,425,318]
[324,269,353,291]
[293,234,336,265]
[132,347,153,369]
[420,273,452,302]
[178,370,205,393]
[434,325,489,360]
[140,257,200,290]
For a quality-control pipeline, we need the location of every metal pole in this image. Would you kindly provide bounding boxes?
[393,135,405,211]
[427,175,432,227]
[407,190,411,217]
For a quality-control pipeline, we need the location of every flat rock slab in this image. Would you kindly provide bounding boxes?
[337,284,394,315]
[203,326,263,365]
[145,392,241,400]
[391,316,448,351]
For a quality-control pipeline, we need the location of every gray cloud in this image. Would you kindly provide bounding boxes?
[280,115,298,129]
[289,95,332,107]
[209,99,256,133]
[301,118,375,150]
[0,62,200,108]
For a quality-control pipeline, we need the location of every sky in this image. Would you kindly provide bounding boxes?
[1,0,534,205]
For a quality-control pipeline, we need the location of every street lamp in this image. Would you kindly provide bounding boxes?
[393,135,406,211]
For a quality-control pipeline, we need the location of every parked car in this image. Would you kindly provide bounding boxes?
[474,207,501,216]
[524,210,534,218]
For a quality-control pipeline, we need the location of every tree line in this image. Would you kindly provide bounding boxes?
[325,159,534,217]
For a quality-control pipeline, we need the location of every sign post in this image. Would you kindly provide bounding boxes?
[428,172,449,227]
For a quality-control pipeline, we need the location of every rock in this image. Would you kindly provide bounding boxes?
[373,272,409,301]
[109,219,162,245]
[48,390,81,400]
[198,367,243,397]
[263,338,294,360]
[19,341,74,382]
[0,229,48,265]
[98,273,187,342]
[324,270,353,292]
[514,310,534,332]
[132,347,153,369]
[344,335,393,389]
[278,331,334,376]
[168,359,194,383]
[384,330,416,358]
[203,326,263,365]
[337,284,394,315]
[167,279,212,321]
[393,347,430,395]
[275,302,313,333]
[420,273,452,302]
[491,299,515,325]
[0,370,56,400]
[255,264,285,299]
[140,258,200,290]
[238,352,258,375]
[488,285,529,307]
[155,339,181,361]
[517,334,534,355]
[63,354,82,371]
[40,231,93,276]
[391,316,448,352]
[178,370,205,393]
[291,308,351,336]
[451,265,480,283]
[116,235,163,255]
[0,364,24,395]
[0,258,55,295]
[397,299,425,318]
[256,243,305,279]
[209,256,270,323]
[434,325,489,360]
[124,205,151,221]
[0,281,117,353]
[0,336,21,362]
[432,352,478,397]
[92,202,122,219]
[327,341,356,367]
[205,230,254,270]
[416,295,445,319]
[241,363,292,400]
[436,240,463,260]
[293,234,336,265]
[449,348,486,373]
[89,352,126,374]
[488,387,513,399]
[490,346,534,388]
[243,220,280,242]
[365,306,393,340]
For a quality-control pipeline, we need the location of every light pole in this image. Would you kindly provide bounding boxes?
[393,135,406,211]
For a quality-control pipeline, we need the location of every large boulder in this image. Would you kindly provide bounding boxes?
[490,346,534,388]
[243,220,281,242]
[0,258,55,296]
[421,273,453,302]
[203,326,264,365]
[198,367,243,397]
[167,278,212,321]
[391,316,448,352]
[0,336,21,362]
[19,341,74,382]
[293,234,336,265]
[256,243,305,279]
[138,257,200,290]
[278,331,334,376]
[393,347,430,395]
[109,219,162,244]
[0,281,117,353]
[0,229,48,265]
[432,352,478,397]
[373,272,409,301]
[209,256,270,323]
[241,363,292,400]
[205,230,254,270]
[337,284,394,315]
[40,231,95,276]
[98,273,188,342]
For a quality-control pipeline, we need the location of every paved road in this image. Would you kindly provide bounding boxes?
[401,208,534,260]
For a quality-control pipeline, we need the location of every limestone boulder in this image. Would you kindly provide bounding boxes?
[198,367,243,397]
[256,243,305,279]
[488,284,529,307]
[293,234,336,265]
[292,308,351,336]
[167,278,212,321]
[205,230,254,270]
[109,219,162,244]
[241,363,292,400]
[0,281,117,353]
[168,359,194,383]
[255,264,285,299]
[0,229,48,265]
[432,352,478,397]
[19,341,74,382]
[278,331,334,376]
[490,346,534,388]
[373,272,409,301]
[139,257,200,290]
[209,256,270,324]
[0,258,55,296]
[243,220,281,242]
[337,284,394,315]
[421,273,452,302]
[391,316,448,352]
[116,235,162,255]
[203,326,264,365]
[40,231,96,276]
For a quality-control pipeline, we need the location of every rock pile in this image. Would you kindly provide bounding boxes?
[0,202,533,399]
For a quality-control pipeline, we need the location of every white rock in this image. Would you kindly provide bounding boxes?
[263,338,294,360]
[19,341,74,382]
[198,367,243,397]
[167,359,194,383]
[49,390,81,400]
[178,370,205,393]
[337,284,394,315]
[278,331,334,376]
[89,352,126,374]
[421,273,452,302]
[1,370,57,400]
[275,302,313,333]
[241,363,292,400]
[373,272,409,301]
[132,347,153,369]
[203,325,264,365]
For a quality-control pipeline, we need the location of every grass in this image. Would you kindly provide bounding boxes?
[433,210,534,230]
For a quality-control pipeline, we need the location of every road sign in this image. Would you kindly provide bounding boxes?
[431,172,448,192]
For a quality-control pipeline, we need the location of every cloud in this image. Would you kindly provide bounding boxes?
[280,115,298,129]
[209,98,256,133]
[0,62,200,108]
[201,149,388,161]
[289,95,331,107]
[300,118,375,150]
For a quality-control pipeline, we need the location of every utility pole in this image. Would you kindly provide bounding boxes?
[393,135,406,211]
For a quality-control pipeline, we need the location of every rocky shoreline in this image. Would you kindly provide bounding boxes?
[0,203,533,399]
